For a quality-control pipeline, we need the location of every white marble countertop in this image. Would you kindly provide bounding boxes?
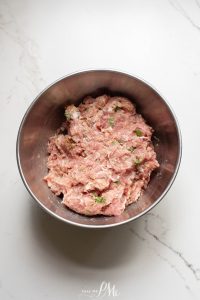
[1,0,200,299]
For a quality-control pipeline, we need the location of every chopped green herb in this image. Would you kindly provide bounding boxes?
[114,180,121,184]
[134,129,143,137]
[114,105,121,112]
[65,111,71,121]
[108,117,115,127]
[128,146,136,153]
[134,158,142,166]
[112,140,118,145]
[94,195,106,203]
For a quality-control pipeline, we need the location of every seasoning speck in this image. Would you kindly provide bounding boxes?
[128,146,136,153]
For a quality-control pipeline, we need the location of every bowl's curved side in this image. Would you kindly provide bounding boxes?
[16,69,182,228]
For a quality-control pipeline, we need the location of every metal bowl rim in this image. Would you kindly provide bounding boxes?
[16,68,182,229]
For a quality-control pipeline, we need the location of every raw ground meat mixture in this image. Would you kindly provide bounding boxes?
[44,95,159,216]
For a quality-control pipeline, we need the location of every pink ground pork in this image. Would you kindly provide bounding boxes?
[44,95,159,216]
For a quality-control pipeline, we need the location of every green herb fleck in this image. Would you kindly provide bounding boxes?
[65,111,71,121]
[128,146,136,153]
[108,117,115,127]
[114,180,121,184]
[94,195,106,203]
[111,139,124,145]
[114,105,121,112]
[134,129,143,137]
[134,158,142,166]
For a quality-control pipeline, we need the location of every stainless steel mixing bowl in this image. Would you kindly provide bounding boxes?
[17,70,182,228]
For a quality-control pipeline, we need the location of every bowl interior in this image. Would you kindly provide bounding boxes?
[17,70,181,227]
